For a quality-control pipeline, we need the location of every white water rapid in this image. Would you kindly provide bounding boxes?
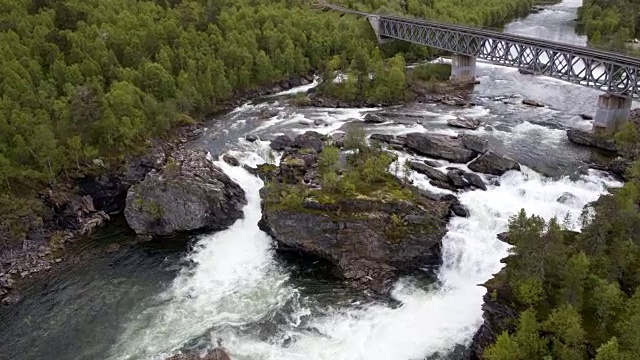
[107,1,626,358]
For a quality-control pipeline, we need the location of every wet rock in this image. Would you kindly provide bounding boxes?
[270,135,294,151]
[245,134,259,142]
[298,119,313,126]
[369,134,405,149]
[470,289,519,360]
[124,149,247,236]
[580,114,594,120]
[166,348,231,360]
[405,133,477,163]
[430,179,458,192]
[522,99,544,107]
[424,159,443,167]
[293,131,325,153]
[468,150,521,176]
[314,119,328,127]
[451,204,470,217]
[364,113,387,123]
[609,157,631,179]
[260,108,280,119]
[518,68,535,75]
[447,117,481,130]
[222,154,240,167]
[557,192,578,204]
[447,169,469,188]
[463,172,487,191]
[242,164,258,176]
[331,132,345,148]
[566,129,617,152]
[409,162,449,182]
[461,134,489,154]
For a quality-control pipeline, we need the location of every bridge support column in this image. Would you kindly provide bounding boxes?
[450,54,477,84]
[592,93,632,135]
[367,16,389,44]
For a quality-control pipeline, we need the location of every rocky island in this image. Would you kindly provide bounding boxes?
[256,128,458,293]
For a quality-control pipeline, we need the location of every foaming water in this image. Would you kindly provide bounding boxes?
[108,153,293,359]
[110,148,620,359]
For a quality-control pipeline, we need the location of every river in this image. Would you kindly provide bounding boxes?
[0,1,627,359]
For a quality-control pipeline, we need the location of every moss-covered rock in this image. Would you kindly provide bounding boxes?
[259,132,452,293]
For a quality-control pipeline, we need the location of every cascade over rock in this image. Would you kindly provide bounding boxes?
[124,149,246,236]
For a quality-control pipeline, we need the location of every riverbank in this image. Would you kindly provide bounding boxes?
[0,74,316,305]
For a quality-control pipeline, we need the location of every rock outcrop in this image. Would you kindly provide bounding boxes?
[566,128,617,152]
[270,135,294,151]
[364,113,387,123]
[166,348,231,360]
[258,138,451,293]
[469,288,519,360]
[447,117,481,130]
[404,133,478,163]
[125,149,246,236]
[468,150,521,176]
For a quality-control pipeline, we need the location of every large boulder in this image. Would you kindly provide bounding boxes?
[447,117,481,130]
[259,196,449,293]
[293,131,325,153]
[405,133,478,163]
[566,129,617,152]
[125,149,246,236]
[461,134,489,154]
[409,161,449,182]
[468,150,521,176]
[270,135,294,151]
[364,113,387,123]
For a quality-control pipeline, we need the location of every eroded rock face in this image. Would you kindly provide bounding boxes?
[124,149,246,236]
[270,135,294,151]
[468,150,521,176]
[566,129,617,152]
[259,197,449,293]
[461,134,489,154]
[405,133,478,163]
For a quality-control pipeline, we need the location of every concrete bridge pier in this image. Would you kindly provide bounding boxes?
[592,93,632,134]
[450,54,477,84]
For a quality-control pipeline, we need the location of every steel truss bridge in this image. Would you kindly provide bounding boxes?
[321,3,640,99]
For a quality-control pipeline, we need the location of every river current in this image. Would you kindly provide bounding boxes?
[0,1,629,359]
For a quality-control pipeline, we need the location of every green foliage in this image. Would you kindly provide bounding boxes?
[409,63,451,82]
[577,0,640,49]
[486,170,640,359]
[0,0,561,246]
[343,123,367,152]
[614,122,639,156]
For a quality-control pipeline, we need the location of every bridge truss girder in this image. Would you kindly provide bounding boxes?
[377,17,640,99]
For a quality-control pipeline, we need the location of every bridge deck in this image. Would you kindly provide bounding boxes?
[320,3,640,98]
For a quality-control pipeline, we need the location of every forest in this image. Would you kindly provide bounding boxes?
[483,128,640,359]
[0,0,545,244]
[577,0,640,48]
